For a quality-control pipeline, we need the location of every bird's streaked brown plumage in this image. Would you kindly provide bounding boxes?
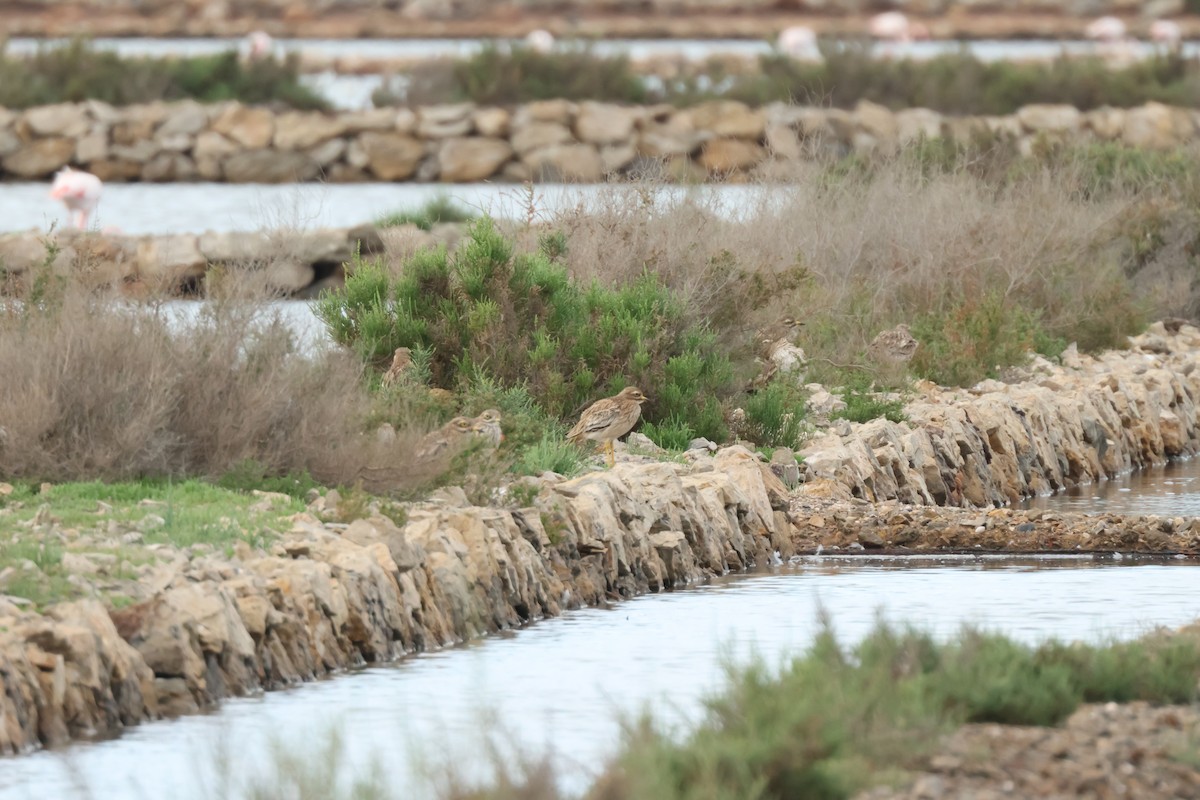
[415,416,474,460]
[568,387,649,468]
[381,347,413,388]
[471,409,503,447]
[868,324,919,363]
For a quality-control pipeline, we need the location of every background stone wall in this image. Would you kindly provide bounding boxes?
[3,99,1196,185]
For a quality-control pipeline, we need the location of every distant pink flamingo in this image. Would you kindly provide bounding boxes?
[1085,16,1137,63]
[1085,16,1127,43]
[868,12,930,44]
[243,31,275,61]
[524,29,555,53]
[1150,19,1183,50]
[777,25,818,58]
[49,167,102,230]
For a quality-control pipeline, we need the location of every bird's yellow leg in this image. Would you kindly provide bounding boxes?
[605,440,615,468]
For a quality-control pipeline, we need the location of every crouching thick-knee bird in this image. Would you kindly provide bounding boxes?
[567,387,649,469]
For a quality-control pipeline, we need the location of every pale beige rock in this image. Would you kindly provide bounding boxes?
[212,105,275,149]
[896,107,944,143]
[417,103,475,138]
[699,138,765,172]
[575,102,640,145]
[472,107,511,138]
[222,149,320,183]
[24,104,91,138]
[358,132,424,180]
[513,99,575,126]
[687,101,765,139]
[1122,102,1195,149]
[136,235,207,288]
[272,112,348,150]
[511,121,574,155]
[2,138,74,178]
[523,143,604,182]
[855,100,899,143]
[155,102,210,138]
[1016,104,1082,133]
[437,137,513,182]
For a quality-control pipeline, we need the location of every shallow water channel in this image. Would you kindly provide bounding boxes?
[3,555,1200,799]
[1,181,776,235]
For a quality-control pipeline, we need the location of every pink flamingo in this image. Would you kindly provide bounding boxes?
[1085,16,1127,42]
[1085,16,1137,63]
[868,12,929,43]
[242,31,275,61]
[49,167,102,230]
[524,29,555,53]
[777,25,818,58]
[1150,19,1183,50]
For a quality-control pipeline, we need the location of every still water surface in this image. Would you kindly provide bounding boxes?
[1,558,1198,799]
[1,181,772,235]
[7,36,1198,63]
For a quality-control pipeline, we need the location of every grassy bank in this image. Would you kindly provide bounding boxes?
[383,42,1200,113]
[174,621,1200,799]
[0,39,326,109]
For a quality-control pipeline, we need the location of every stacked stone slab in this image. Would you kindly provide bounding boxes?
[3,99,1197,184]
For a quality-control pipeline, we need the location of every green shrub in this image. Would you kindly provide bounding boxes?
[0,39,326,109]
[316,218,734,442]
[514,432,585,477]
[910,294,1058,387]
[374,42,1200,113]
[741,382,808,448]
[830,373,906,425]
[376,195,477,231]
[379,43,647,106]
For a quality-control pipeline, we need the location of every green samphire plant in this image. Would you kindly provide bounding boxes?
[317,218,733,444]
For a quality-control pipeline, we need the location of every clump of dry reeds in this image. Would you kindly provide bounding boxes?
[546,143,1195,385]
[0,273,379,485]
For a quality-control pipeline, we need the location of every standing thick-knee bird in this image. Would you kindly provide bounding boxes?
[381,347,413,388]
[49,167,102,230]
[568,387,649,468]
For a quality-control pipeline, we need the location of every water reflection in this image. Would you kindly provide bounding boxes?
[3,559,1198,800]
[1022,459,1200,516]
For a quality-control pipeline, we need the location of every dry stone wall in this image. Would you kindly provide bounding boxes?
[798,322,1200,508]
[3,99,1198,185]
[0,448,792,753]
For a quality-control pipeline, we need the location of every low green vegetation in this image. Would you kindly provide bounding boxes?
[586,624,1200,800]
[376,195,479,231]
[0,480,303,608]
[380,42,1200,113]
[0,38,326,109]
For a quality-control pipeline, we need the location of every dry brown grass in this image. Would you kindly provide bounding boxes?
[544,148,1184,380]
[0,277,399,486]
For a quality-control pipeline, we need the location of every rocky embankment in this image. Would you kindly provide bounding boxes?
[4,1,1200,39]
[0,223,396,297]
[793,322,1200,517]
[3,324,1200,754]
[2,99,1196,185]
[0,447,794,753]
